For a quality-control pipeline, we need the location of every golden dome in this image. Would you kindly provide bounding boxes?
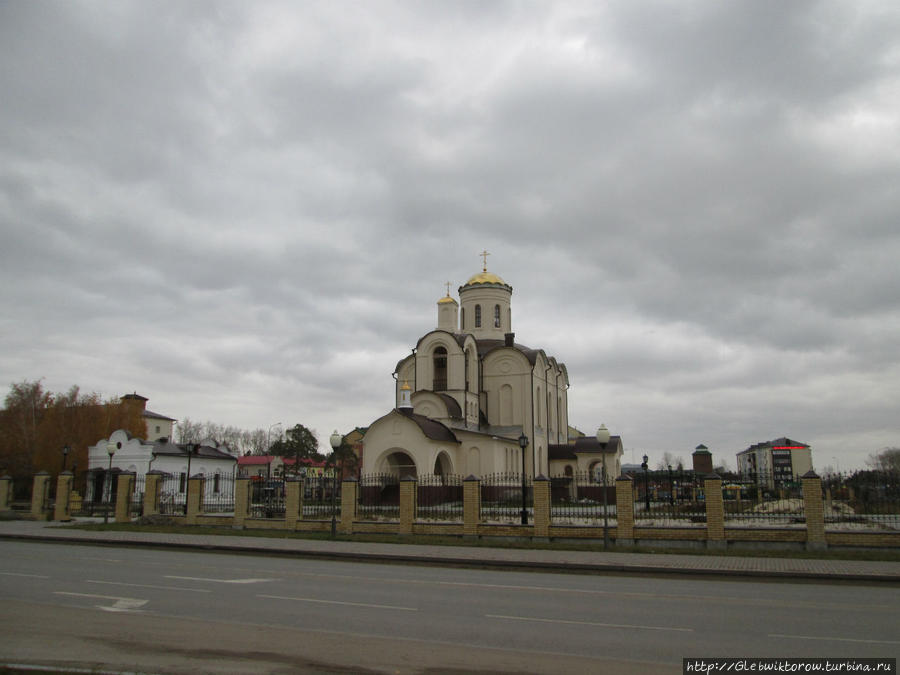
[437,295,457,304]
[464,271,507,286]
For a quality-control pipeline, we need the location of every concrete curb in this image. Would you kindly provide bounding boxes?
[4,532,899,584]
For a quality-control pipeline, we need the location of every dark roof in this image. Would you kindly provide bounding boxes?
[153,440,236,462]
[739,437,810,454]
[437,393,462,418]
[121,393,149,402]
[144,408,176,421]
[396,408,459,443]
[572,435,622,454]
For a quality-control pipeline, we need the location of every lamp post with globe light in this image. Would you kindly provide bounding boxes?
[329,430,342,538]
[104,441,120,525]
[596,425,610,549]
[518,433,529,525]
[642,454,650,513]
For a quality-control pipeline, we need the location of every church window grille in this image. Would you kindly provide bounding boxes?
[475,304,481,327]
[494,304,501,328]
[433,346,448,391]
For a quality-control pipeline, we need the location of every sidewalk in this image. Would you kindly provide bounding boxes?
[1,518,899,583]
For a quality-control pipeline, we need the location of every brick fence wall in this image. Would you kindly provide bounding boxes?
[4,470,898,550]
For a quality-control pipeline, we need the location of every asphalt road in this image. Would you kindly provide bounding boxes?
[0,540,897,674]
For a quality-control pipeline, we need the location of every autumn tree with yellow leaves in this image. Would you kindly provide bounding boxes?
[0,380,145,488]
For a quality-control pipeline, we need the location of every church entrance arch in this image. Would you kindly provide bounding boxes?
[379,449,417,479]
[433,451,453,478]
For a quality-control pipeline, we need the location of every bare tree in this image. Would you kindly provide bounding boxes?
[866,447,900,472]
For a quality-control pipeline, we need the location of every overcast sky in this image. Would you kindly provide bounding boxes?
[2,1,898,472]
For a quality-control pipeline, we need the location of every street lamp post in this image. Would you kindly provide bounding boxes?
[62,445,70,473]
[596,425,610,550]
[518,433,529,525]
[329,430,342,538]
[668,464,674,506]
[104,441,119,525]
[185,443,198,515]
[641,454,650,512]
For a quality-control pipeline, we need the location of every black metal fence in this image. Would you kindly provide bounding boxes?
[357,473,399,521]
[75,469,120,517]
[630,471,706,524]
[250,478,285,518]
[158,472,183,516]
[550,472,616,525]
[822,470,900,531]
[302,475,341,519]
[723,473,805,525]
[417,473,463,522]
[481,472,531,524]
[129,474,146,517]
[203,473,235,514]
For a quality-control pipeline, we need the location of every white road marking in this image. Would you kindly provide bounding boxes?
[769,633,900,645]
[165,575,277,584]
[487,614,693,632]
[269,571,894,611]
[54,591,148,612]
[0,572,50,578]
[86,579,211,593]
[258,594,417,611]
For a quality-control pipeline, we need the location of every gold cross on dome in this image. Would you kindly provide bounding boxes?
[445,281,451,296]
[480,249,490,272]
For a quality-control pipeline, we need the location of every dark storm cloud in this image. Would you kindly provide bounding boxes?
[1,0,897,467]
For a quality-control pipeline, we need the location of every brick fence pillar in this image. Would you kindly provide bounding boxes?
[802,471,826,550]
[186,476,205,525]
[143,471,163,516]
[704,475,725,549]
[285,478,301,530]
[0,476,11,513]
[53,472,74,522]
[615,475,634,546]
[463,476,481,538]
[340,479,357,534]
[31,473,51,520]
[399,476,417,535]
[233,477,251,528]
[533,476,551,540]
[115,473,135,524]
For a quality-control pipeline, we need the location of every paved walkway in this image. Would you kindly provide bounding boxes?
[1,518,898,582]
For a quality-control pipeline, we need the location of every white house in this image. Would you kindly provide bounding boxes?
[86,429,238,505]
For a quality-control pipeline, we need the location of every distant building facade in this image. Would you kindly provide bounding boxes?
[120,393,176,441]
[736,437,813,487]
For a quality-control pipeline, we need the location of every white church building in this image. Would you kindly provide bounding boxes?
[362,259,622,479]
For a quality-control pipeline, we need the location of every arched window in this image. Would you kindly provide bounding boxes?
[460,307,465,329]
[464,350,470,390]
[433,346,447,391]
[474,304,481,328]
[494,304,501,328]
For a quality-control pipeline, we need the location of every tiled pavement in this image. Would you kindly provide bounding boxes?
[1,518,898,582]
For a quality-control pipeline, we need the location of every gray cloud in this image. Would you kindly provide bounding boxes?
[1,0,898,469]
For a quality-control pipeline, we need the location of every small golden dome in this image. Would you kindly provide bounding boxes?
[464,271,507,286]
[401,380,411,391]
[437,295,457,304]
